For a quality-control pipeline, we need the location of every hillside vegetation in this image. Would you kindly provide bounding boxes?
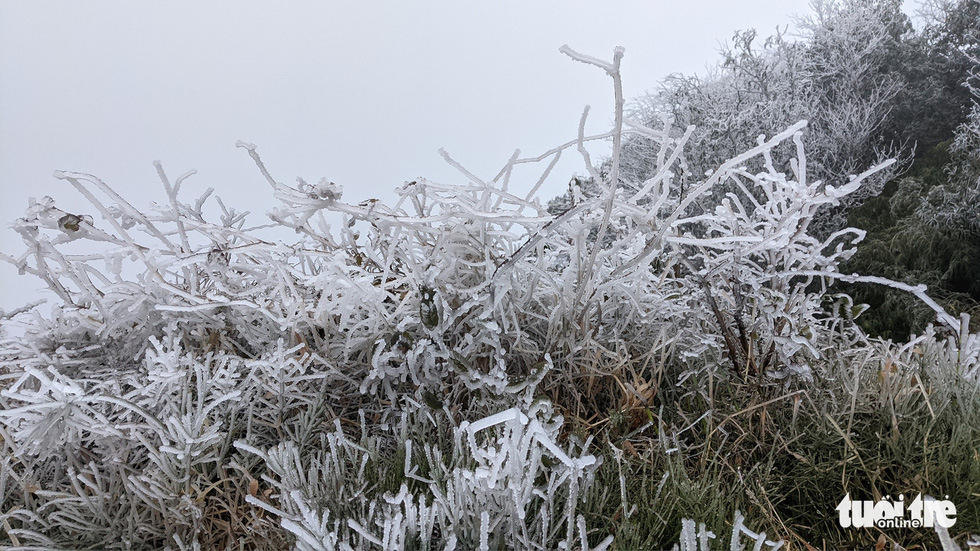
[1,1,979,549]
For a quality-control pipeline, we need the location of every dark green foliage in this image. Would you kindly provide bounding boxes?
[419,285,439,329]
[843,142,980,340]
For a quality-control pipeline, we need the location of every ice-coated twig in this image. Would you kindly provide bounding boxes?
[439,147,491,189]
[790,271,959,332]
[559,44,623,77]
[235,140,279,189]
[573,45,626,321]
[54,170,174,252]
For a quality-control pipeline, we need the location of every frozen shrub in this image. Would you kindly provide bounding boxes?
[0,44,975,549]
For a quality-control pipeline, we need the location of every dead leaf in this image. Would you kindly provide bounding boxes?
[622,440,637,457]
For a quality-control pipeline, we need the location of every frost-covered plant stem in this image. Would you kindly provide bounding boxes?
[559,45,626,323]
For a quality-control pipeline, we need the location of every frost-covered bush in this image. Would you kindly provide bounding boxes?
[618,0,980,239]
[1,44,976,550]
[918,76,980,235]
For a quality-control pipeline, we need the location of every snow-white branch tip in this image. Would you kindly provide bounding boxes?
[235,140,258,151]
[559,45,624,76]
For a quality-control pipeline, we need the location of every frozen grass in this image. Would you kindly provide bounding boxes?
[577,326,980,549]
[0,46,977,550]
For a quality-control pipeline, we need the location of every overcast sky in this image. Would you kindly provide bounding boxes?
[0,1,816,312]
